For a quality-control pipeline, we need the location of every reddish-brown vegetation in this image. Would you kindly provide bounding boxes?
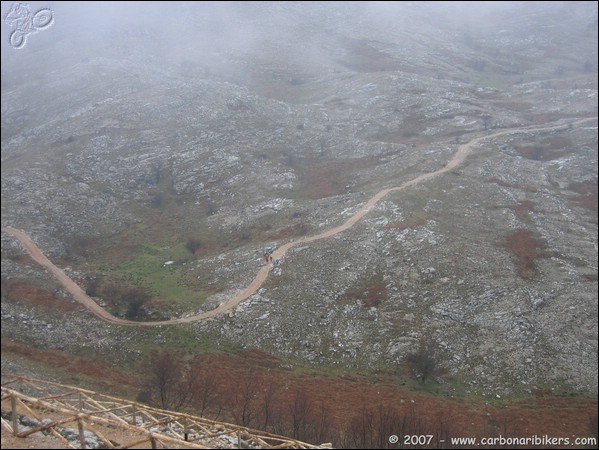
[156,349,597,448]
[1,340,134,394]
[487,177,515,188]
[2,280,78,312]
[568,180,598,212]
[515,136,573,161]
[3,253,37,266]
[503,229,555,279]
[298,157,377,199]
[337,37,403,73]
[266,223,311,240]
[583,273,598,282]
[507,200,536,220]
[524,111,597,125]
[345,273,388,308]
[385,212,429,230]
[3,341,597,448]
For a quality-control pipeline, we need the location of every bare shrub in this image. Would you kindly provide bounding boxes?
[140,351,194,411]
[405,340,446,384]
[185,237,202,255]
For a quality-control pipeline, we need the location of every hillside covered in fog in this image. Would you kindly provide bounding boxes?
[1,2,598,442]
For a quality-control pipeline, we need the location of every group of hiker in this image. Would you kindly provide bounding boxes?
[263,249,282,267]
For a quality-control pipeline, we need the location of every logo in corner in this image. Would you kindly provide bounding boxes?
[4,2,54,49]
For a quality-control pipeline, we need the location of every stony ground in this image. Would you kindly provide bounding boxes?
[1,1,597,437]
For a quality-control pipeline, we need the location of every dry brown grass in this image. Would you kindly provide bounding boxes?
[569,180,598,212]
[2,280,78,312]
[335,37,403,73]
[487,177,538,193]
[515,136,574,161]
[344,273,388,308]
[487,177,516,188]
[524,110,598,125]
[3,341,597,448]
[507,200,536,220]
[1,340,134,393]
[298,157,377,199]
[386,212,429,230]
[503,229,555,279]
[266,223,311,240]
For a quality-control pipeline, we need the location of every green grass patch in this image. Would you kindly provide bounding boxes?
[130,326,242,360]
[102,242,213,317]
[115,244,208,311]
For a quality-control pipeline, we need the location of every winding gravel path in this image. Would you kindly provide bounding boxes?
[2,118,595,326]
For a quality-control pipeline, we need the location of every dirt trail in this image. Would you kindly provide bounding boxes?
[2,118,595,326]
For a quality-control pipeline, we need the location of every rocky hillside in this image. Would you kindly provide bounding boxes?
[2,1,597,398]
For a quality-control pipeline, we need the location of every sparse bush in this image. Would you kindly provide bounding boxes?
[482,115,493,130]
[239,229,252,241]
[206,202,218,216]
[471,58,487,72]
[185,237,202,254]
[66,235,96,259]
[85,277,102,297]
[346,273,387,308]
[150,192,166,208]
[405,340,445,384]
[95,283,151,320]
[124,287,150,319]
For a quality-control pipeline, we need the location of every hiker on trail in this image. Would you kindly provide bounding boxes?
[264,253,270,264]
[269,255,273,263]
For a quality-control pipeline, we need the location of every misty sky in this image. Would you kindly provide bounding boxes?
[3,2,594,65]
[1,1,597,94]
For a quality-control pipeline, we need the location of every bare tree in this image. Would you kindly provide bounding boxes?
[260,373,280,432]
[190,355,220,419]
[142,351,193,410]
[124,287,150,320]
[289,388,313,441]
[345,407,375,448]
[310,401,335,445]
[482,115,493,130]
[405,339,445,384]
[230,368,261,427]
[185,237,202,255]
[343,404,402,449]
[376,404,401,449]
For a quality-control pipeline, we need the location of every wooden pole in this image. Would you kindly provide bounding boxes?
[11,394,18,436]
[78,416,86,449]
